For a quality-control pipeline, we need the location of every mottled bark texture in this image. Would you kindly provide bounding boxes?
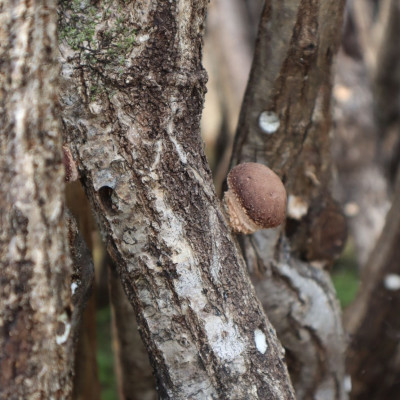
[345,171,400,400]
[59,0,296,399]
[109,264,157,400]
[230,1,348,399]
[0,1,75,397]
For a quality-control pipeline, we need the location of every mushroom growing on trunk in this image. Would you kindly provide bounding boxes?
[223,162,287,234]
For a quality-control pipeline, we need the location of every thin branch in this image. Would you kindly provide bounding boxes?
[230,1,348,398]
[345,169,400,400]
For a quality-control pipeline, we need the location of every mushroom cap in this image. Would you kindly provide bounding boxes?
[227,163,287,229]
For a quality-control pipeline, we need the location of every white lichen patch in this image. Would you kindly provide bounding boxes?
[258,111,280,134]
[384,274,400,291]
[150,140,162,171]
[344,202,360,217]
[89,102,104,115]
[71,282,79,295]
[138,34,150,43]
[148,173,247,374]
[287,194,309,220]
[170,136,187,164]
[344,375,352,393]
[205,317,245,362]
[56,313,71,345]
[254,329,268,354]
[333,84,352,102]
[47,198,63,222]
[92,169,117,191]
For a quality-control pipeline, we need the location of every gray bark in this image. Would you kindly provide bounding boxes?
[59,0,296,398]
[230,1,348,399]
[0,0,77,398]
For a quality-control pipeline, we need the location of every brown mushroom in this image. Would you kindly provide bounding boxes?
[223,163,287,234]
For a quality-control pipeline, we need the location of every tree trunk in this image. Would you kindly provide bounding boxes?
[230,1,348,399]
[0,0,78,397]
[59,0,296,398]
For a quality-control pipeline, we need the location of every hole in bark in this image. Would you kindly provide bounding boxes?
[98,186,116,215]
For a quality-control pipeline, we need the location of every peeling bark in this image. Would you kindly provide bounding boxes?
[230,1,347,399]
[59,0,296,398]
[0,1,74,397]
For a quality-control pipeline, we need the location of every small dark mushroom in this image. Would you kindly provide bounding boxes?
[223,162,287,234]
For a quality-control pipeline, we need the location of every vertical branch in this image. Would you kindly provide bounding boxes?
[230,1,348,399]
[373,0,400,183]
[0,0,74,397]
[345,171,400,400]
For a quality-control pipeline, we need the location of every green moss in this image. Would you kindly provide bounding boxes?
[59,0,136,67]
[59,0,99,52]
[332,267,359,308]
[331,240,360,308]
[89,85,104,102]
[97,306,118,400]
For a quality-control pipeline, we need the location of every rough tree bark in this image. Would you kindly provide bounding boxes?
[0,1,79,397]
[230,1,348,399]
[59,0,296,398]
[109,262,157,400]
